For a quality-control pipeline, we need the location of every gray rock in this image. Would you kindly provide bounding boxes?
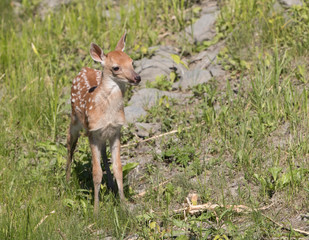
[38,0,72,19]
[208,64,226,78]
[124,234,139,240]
[273,0,285,12]
[124,105,147,123]
[135,58,172,84]
[129,88,191,109]
[104,10,121,20]
[173,69,212,89]
[201,1,218,14]
[148,45,179,58]
[135,122,160,137]
[11,1,23,16]
[278,0,303,7]
[185,12,217,43]
[189,42,224,70]
[124,88,192,123]
[134,46,187,87]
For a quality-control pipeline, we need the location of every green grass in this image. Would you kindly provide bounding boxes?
[1,0,309,239]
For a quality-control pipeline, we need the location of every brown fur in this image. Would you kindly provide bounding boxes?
[66,32,141,214]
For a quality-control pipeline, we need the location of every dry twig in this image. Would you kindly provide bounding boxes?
[122,123,204,149]
[262,214,309,236]
[122,130,178,148]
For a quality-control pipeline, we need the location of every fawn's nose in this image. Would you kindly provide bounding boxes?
[134,75,141,83]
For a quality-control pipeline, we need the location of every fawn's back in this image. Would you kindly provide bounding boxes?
[71,67,101,126]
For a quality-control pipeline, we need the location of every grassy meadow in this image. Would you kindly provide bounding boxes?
[0,0,309,239]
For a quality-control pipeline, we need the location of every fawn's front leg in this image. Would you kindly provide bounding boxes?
[110,130,125,200]
[89,133,103,215]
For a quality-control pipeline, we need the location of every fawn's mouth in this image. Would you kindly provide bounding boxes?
[130,81,140,86]
[129,78,141,86]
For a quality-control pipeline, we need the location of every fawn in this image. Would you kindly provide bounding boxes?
[66,32,141,214]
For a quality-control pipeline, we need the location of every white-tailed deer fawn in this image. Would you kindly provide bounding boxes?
[66,32,141,214]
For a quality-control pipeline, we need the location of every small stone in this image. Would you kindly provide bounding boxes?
[185,12,217,43]
[135,122,160,138]
[124,106,147,123]
[173,69,212,90]
[278,0,303,7]
[134,46,187,86]
[208,64,226,78]
[128,88,191,109]
[189,42,224,70]
[38,0,72,19]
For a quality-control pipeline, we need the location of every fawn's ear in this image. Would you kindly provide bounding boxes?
[90,43,106,65]
[115,31,126,52]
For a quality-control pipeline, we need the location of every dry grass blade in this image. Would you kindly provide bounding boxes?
[33,210,55,231]
[57,228,67,240]
[0,73,5,81]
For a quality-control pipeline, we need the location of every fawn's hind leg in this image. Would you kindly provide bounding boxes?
[101,144,116,193]
[66,115,82,181]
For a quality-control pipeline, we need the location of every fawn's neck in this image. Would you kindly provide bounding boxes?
[97,70,126,98]
[86,70,126,132]
[93,70,126,116]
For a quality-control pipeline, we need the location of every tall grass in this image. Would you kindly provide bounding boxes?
[0,0,191,239]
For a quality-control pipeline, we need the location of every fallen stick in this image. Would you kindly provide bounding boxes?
[33,210,55,231]
[122,130,178,148]
[173,200,268,214]
[122,123,204,149]
[262,214,309,236]
[173,199,309,236]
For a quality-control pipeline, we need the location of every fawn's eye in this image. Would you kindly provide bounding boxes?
[112,66,119,71]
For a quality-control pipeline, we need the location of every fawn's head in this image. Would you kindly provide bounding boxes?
[90,32,141,86]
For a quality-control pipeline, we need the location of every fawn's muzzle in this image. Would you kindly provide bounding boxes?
[129,72,141,85]
[134,75,141,84]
